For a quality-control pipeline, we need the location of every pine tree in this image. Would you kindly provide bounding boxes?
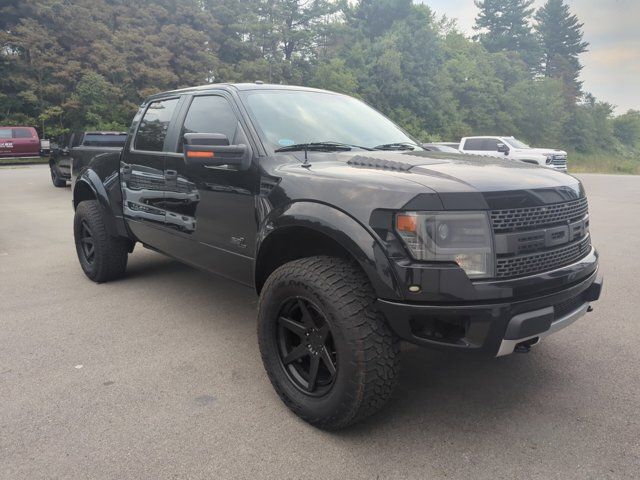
[535,0,588,103]
[473,0,539,68]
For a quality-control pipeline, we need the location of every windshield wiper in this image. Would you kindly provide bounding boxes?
[374,142,420,151]
[274,141,374,153]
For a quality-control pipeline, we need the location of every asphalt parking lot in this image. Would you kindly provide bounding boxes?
[1,164,639,479]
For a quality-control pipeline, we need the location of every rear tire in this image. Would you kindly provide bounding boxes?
[74,200,129,283]
[50,165,66,187]
[257,256,400,430]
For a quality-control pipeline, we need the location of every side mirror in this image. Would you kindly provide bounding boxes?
[497,143,509,154]
[183,133,248,169]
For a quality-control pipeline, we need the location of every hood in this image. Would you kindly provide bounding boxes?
[274,150,583,212]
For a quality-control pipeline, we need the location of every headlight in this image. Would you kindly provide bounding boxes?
[546,154,553,164]
[395,211,495,279]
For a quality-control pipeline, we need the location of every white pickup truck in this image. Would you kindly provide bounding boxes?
[459,136,568,172]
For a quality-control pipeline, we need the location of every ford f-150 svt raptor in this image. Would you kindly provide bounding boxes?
[71,83,602,429]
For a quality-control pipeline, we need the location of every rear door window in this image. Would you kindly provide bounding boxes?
[463,139,484,150]
[0,129,11,139]
[134,98,179,152]
[13,128,33,139]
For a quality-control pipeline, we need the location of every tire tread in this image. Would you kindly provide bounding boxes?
[74,200,128,283]
[258,256,400,429]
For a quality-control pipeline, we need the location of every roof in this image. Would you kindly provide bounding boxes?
[145,82,336,102]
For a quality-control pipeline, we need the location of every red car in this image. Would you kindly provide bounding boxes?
[0,126,41,158]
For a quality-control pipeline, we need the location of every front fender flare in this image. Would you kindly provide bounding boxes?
[257,201,402,301]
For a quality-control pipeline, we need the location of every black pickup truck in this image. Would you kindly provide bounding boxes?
[71,83,602,429]
[49,131,127,187]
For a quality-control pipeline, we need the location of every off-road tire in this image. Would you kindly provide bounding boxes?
[50,165,66,187]
[74,200,129,283]
[257,256,400,430]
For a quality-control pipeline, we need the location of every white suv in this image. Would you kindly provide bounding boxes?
[459,136,568,172]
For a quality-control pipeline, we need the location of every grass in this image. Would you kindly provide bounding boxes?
[569,152,640,175]
[0,156,49,166]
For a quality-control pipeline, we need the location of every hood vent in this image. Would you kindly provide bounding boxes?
[347,155,414,172]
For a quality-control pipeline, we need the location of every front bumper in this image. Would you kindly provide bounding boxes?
[377,269,603,357]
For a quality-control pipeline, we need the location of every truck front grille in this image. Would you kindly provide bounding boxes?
[491,197,588,232]
[495,237,591,278]
[491,198,591,279]
[551,155,567,168]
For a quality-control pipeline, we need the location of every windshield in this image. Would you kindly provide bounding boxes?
[242,90,421,152]
[503,137,530,149]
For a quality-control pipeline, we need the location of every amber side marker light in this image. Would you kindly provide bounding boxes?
[187,150,215,158]
[396,214,417,233]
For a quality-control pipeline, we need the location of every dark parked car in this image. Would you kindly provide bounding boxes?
[70,84,602,429]
[0,126,40,158]
[50,131,127,187]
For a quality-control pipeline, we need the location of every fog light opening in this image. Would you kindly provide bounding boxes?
[409,317,466,344]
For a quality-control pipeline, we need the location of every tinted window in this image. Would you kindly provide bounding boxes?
[0,129,11,139]
[179,96,239,151]
[463,139,484,150]
[13,128,33,138]
[83,134,127,147]
[134,98,179,152]
[483,138,500,151]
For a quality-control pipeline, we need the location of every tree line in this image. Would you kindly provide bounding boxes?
[1,0,638,154]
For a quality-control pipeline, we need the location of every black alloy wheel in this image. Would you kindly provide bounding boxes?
[78,220,96,264]
[277,297,337,396]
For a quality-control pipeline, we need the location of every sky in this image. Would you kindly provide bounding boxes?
[421,0,639,113]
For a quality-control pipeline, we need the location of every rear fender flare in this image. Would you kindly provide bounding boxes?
[73,169,119,237]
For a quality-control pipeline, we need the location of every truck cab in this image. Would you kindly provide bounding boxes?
[459,136,568,171]
[0,126,40,158]
[70,84,601,430]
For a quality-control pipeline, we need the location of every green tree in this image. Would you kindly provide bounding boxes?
[349,0,412,39]
[503,78,567,145]
[613,110,640,147]
[535,0,588,104]
[474,0,539,68]
[309,58,358,95]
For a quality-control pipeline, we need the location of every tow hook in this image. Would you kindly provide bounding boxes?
[514,337,539,354]
[587,306,594,312]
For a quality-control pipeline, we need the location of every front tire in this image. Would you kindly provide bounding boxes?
[74,200,129,283]
[50,165,66,187]
[257,256,400,430]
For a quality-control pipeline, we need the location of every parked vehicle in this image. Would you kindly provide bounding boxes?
[50,131,127,187]
[422,143,460,153]
[459,136,568,171]
[40,139,51,157]
[71,84,602,429]
[0,126,40,158]
[432,142,461,150]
